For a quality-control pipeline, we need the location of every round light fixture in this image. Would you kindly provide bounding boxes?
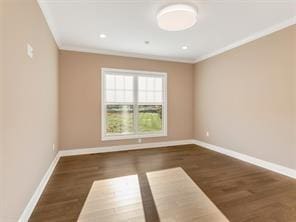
[181,45,188,50]
[157,4,197,31]
[99,33,107,39]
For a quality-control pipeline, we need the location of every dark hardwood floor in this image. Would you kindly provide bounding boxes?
[29,144,296,222]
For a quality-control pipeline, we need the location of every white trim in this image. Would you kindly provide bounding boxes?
[60,46,195,64]
[18,138,296,221]
[37,0,62,47]
[18,153,61,222]
[59,140,193,157]
[102,67,167,76]
[38,0,295,65]
[18,139,193,221]
[58,18,294,65]
[101,132,168,141]
[101,68,167,141]
[193,140,296,179]
[194,16,296,63]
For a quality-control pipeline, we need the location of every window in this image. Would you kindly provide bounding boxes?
[101,68,167,140]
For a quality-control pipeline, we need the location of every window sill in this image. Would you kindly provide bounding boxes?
[101,132,167,141]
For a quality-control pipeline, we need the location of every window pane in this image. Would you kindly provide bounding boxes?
[146,91,154,103]
[105,74,134,103]
[115,75,124,89]
[146,77,154,90]
[115,90,124,102]
[106,90,115,102]
[138,77,146,90]
[154,92,162,103]
[155,78,162,91]
[106,75,115,89]
[125,90,133,102]
[138,105,162,132]
[138,76,163,103]
[138,91,146,103]
[106,105,134,134]
[125,76,133,90]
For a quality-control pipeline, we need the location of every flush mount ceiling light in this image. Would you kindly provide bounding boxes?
[181,45,188,50]
[99,33,107,39]
[157,4,197,31]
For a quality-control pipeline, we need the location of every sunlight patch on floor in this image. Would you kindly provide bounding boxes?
[78,168,229,221]
[78,175,145,222]
[146,167,229,222]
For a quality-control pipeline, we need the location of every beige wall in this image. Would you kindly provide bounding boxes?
[293,26,296,170]
[0,0,4,220]
[2,0,59,221]
[194,25,296,170]
[0,1,295,220]
[59,51,194,149]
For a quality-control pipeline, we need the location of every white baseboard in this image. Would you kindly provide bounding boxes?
[19,138,295,221]
[59,139,195,156]
[18,153,61,222]
[193,140,296,179]
[18,139,194,221]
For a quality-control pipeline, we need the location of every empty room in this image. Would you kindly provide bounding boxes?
[1,0,296,221]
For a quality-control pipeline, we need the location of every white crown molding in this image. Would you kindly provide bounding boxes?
[38,0,296,65]
[60,45,196,64]
[18,153,61,222]
[60,16,296,64]
[194,16,296,63]
[193,140,296,179]
[37,0,62,47]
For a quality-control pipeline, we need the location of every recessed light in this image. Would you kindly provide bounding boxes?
[182,46,188,50]
[99,33,107,39]
[157,4,197,31]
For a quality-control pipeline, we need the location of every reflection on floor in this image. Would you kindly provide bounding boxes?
[78,167,229,222]
[78,175,145,221]
[147,167,229,222]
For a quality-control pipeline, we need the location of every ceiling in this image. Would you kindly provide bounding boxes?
[38,0,296,63]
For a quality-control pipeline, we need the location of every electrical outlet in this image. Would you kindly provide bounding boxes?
[52,144,56,152]
[138,138,142,143]
[206,131,210,137]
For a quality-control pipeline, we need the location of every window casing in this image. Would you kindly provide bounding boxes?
[101,68,167,141]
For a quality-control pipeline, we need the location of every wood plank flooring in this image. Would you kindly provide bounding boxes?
[29,144,296,222]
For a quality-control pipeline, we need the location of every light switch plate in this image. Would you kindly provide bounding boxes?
[27,43,33,58]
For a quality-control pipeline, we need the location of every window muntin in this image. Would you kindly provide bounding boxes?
[102,68,167,140]
[138,76,163,104]
[105,74,134,103]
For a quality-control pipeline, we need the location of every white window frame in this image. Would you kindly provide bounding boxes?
[101,68,167,141]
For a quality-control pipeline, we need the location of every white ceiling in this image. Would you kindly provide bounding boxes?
[38,0,296,63]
